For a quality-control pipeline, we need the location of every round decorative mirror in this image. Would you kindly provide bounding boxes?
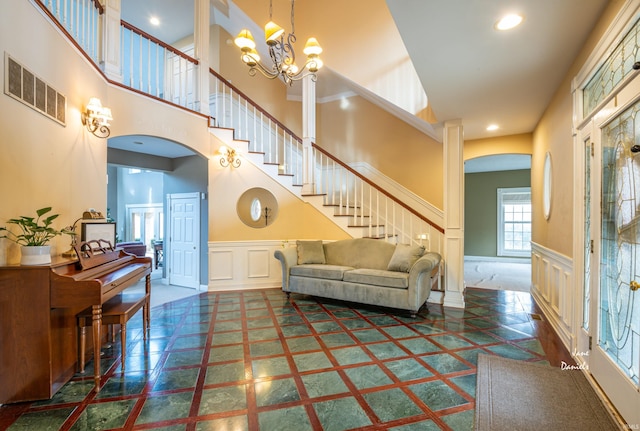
[543,151,552,220]
[237,187,278,228]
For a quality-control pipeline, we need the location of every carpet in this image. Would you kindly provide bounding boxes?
[474,354,618,430]
[464,259,531,292]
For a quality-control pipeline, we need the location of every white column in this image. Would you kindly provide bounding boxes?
[193,0,210,115]
[301,74,316,194]
[443,119,465,308]
[102,0,122,82]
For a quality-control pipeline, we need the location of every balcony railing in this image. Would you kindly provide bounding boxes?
[37,0,102,64]
[121,21,200,110]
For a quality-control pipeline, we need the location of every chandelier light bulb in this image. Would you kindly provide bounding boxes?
[242,49,260,66]
[308,57,323,72]
[234,29,256,50]
[303,37,322,56]
[265,21,284,45]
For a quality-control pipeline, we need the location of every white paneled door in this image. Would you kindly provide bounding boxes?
[168,193,200,289]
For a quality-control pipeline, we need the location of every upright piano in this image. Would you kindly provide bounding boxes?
[0,242,151,404]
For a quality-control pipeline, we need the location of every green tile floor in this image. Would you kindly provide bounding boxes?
[0,287,562,430]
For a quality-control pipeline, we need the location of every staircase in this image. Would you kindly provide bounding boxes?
[209,71,444,252]
[34,0,444,252]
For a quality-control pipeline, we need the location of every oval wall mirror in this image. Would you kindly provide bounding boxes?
[543,151,552,220]
[237,187,278,228]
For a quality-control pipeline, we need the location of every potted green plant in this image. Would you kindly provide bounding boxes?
[0,207,74,265]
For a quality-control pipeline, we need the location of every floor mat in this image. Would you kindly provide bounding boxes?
[475,354,618,430]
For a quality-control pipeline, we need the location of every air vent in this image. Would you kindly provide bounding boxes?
[530,313,543,321]
[4,53,66,126]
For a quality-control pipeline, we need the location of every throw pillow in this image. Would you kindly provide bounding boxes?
[387,244,425,272]
[296,240,326,264]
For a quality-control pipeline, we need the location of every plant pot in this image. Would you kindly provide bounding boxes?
[20,245,51,265]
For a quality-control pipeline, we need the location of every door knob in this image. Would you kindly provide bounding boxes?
[631,280,640,291]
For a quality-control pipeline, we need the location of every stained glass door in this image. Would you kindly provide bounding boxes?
[591,100,640,427]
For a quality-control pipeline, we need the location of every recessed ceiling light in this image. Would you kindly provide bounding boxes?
[486,124,499,131]
[495,14,523,31]
[149,16,160,26]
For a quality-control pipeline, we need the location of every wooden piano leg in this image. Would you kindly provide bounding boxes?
[79,326,86,373]
[142,301,148,341]
[120,322,127,371]
[145,274,151,336]
[92,305,102,393]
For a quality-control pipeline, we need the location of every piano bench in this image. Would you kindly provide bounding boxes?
[77,292,149,374]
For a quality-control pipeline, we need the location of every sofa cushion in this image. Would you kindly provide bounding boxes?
[296,240,326,264]
[323,238,396,270]
[343,268,409,289]
[387,244,425,272]
[291,264,354,280]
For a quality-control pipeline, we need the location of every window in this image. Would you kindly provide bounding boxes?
[497,187,531,257]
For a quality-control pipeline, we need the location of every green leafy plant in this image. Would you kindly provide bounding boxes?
[0,207,74,246]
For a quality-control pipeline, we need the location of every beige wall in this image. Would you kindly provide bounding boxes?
[0,3,353,265]
[317,96,444,209]
[209,138,351,241]
[532,0,625,258]
[464,133,532,161]
[0,2,110,264]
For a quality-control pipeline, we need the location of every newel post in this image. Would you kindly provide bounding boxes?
[301,74,316,194]
[193,0,210,115]
[102,0,123,82]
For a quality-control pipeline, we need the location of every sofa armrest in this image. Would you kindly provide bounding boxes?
[274,247,298,291]
[408,252,442,306]
[410,252,441,276]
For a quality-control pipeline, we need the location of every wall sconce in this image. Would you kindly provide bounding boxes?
[81,97,113,138]
[219,146,241,168]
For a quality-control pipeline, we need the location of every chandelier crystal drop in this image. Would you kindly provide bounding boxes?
[234,0,323,85]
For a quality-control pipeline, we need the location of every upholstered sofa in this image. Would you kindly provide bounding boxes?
[274,238,442,317]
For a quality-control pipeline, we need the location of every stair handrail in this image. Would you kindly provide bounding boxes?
[208,68,301,142]
[121,20,200,65]
[35,0,103,65]
[312,144,444,234]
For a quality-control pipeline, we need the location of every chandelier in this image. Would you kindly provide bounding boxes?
[234,0,323,85]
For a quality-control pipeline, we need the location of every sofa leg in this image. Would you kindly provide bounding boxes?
[285,291,291,299]
[410,311,417,318]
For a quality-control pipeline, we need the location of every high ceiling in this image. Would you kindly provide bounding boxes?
[117,0,609,161]
[387,0,608,140]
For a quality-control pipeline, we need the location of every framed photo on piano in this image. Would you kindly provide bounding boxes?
[81,222,116,247]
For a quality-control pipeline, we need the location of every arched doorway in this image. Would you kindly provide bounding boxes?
[107,134,209,297]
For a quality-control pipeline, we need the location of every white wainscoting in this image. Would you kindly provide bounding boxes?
[530,242,574,351]
[208,241,285,291]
